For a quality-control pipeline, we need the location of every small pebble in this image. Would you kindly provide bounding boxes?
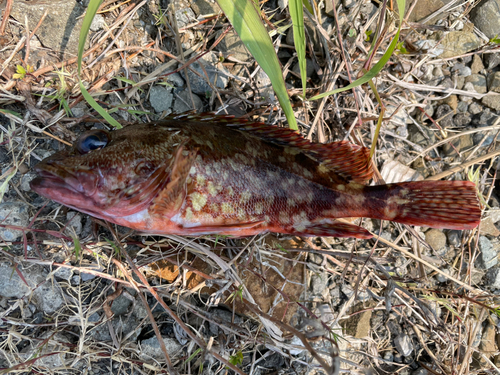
[18,163,29,174]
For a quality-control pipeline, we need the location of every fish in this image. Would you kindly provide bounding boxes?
[30,113,481,239]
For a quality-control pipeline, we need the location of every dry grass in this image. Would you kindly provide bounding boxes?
[0,0,499,374]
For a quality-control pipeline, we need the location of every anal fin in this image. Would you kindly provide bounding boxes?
[146,221,266,237]
[293,221,372,239]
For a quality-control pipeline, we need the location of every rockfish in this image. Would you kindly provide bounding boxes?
[30,113,481,238]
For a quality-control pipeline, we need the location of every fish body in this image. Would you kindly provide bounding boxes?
[31,113,481,238]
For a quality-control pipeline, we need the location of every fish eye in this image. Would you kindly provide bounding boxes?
[76,129,110,154]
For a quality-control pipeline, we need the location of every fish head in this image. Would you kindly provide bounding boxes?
[31,124,180,220]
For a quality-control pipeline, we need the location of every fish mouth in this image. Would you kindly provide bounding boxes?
[30,164,102,217]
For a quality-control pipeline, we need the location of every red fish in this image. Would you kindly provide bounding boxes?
[30,113,481,238]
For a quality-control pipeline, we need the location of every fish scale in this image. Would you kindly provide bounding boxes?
[30,114,481,238]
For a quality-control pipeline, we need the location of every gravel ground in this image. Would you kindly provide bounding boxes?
[0,0,499,374]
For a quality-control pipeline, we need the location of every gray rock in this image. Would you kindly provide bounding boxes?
[473,132,495,147]
[485,267,500,289]
[139,336,182,362]
[0,263,64,314]
[330,286,341,306]
[456,101,469,113]
[425,229,447,251]
[66,212,82,236]
[412,369,431,375]
[442,137,461,156]
[341,283,370,301]
[476,236,499,270]
[383,350,394,362]
[441,77,455,89]
[217,30,252,63]
[10,0,88,58]
[472,108,497,127]
[485,53,500,70]
[255,69,275,103]
[111,294,133,316]
[191,0,221,16]
[292,58,315,79]
[394,333,413,357]
[179,51,229,96]
[208,308,243,336]
[175,7,196,28]
[90,14,105,32]
[342,0,356,8]
[414,40,443,57]
[465,74,487,94]
[453,112,471,126]
[470,0,500,39]
[149,86,173,113]
[487,72,500,93]
[451,63,471,77]
[432,66,444,80]
[446,223,467,250]
[434,104,454,128]
[71,102,88,118]
[409,123,436,145]
[436,267,451,283]
[468,102,483,115]
[92,315,141,342]
[311,273,328,296]
[460,134,474,150]
[0,202,30,242]
[440,31,480,59]
[54,267,73,281]
[21,332,70,369]
[20,172,36,192]
[173,89,204,113]
[360,2,378,18]
[166,72,185,87]
[482,94,500,111]
[447,230,461,247]
[407,0,452,23]
[471,54,485,74]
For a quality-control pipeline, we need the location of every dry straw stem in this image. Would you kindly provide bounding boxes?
[410,116,500,163]
[359,225,486,295]
[387,73,488,100]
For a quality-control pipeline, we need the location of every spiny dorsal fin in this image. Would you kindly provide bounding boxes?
[169,112,373,183]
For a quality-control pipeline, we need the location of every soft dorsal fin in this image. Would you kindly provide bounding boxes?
[171,112,374,183]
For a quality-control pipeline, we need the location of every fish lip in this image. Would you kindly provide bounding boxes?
[30,173,81,196]
[32,163,87,194]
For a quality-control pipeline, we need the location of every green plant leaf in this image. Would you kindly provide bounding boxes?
[310,0,406,101]
[0,109,22,117]
[216,0,298,130]
[78,0,122,128]
[289,0,306,97]
[229,350,244,366]
[73,236,81,261]
[302,0,313,13]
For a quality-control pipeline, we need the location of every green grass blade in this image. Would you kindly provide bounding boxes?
[302,0,313,14]
[78,0,122,128]
[289,0,306,97]
[216,0,298,130]
[310,0,406,101]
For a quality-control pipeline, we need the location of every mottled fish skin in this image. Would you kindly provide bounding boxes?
[30,113,481,238]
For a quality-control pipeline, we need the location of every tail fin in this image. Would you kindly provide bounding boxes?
[372,181,481,230]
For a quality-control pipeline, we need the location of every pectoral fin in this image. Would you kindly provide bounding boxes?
[149,144,198,218]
